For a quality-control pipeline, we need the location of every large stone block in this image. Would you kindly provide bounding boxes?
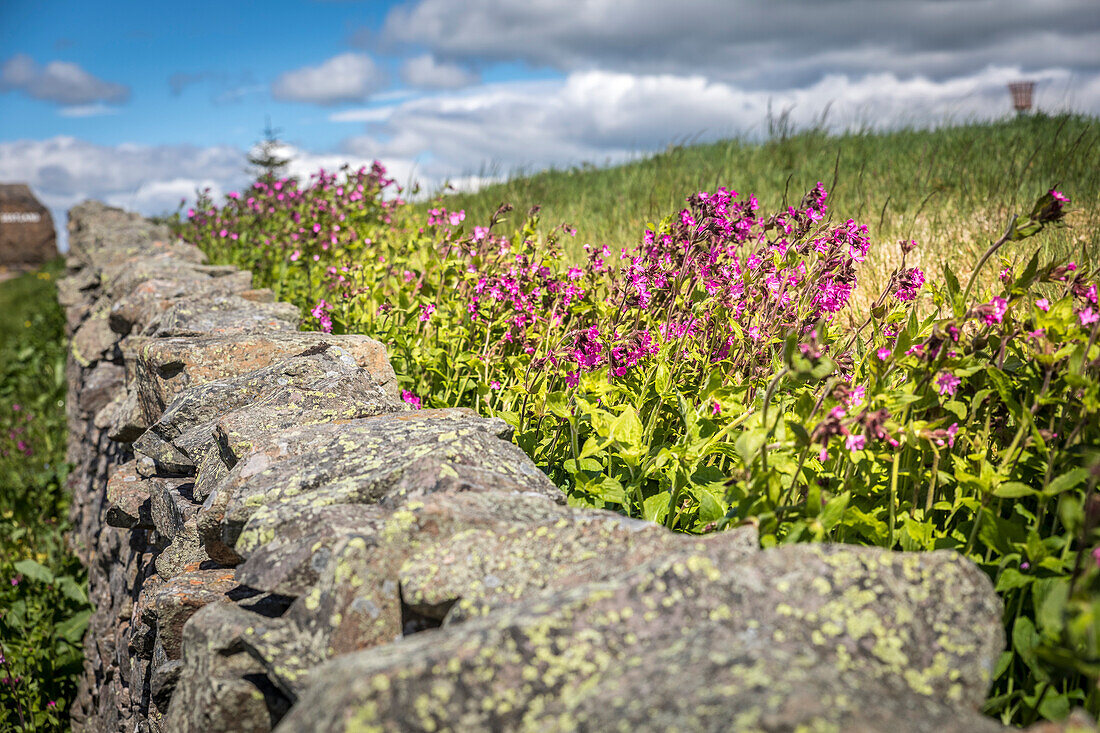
[0,182,56,271]
[131,332,399,426]
[277,544,1005,733]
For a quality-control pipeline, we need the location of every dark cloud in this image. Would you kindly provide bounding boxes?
[0,54,130,106]
[381,0,1100,90]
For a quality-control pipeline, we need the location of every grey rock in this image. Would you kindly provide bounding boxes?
[276,544,1004,733]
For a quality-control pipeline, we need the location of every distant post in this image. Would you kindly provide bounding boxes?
[1007,81,1035,114]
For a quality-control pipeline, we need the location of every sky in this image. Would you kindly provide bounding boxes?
[1,0,1099,248]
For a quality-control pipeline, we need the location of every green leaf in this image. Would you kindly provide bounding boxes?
[995,567,1033,592]
[694,488,726,524]
[1045,467,1088,497]
[642,493,670,524]
[1032,577,1069,639]
[819,491,850,531]
[54,609,91,643]
[943,400,967,420]
[655,362,671,395]
[544,391,572,419]
[993,482,1038,498]
[14,558,54,585]
[735,428,769,465]
[57,576,87,605]
[608,405,644,446]
[1012,615,1045,679]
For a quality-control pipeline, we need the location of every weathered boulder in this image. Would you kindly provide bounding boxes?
[133,345,402,475]
[227,490,757,700]
[129,332,398,428]
[0,183,56,271]
[276,544,1005,733]
[146,295,300,337]
[165,602,293,733]
[108,274,256,336]
[198,409,563,564]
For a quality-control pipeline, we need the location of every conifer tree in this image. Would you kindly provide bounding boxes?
[247,117,291,183]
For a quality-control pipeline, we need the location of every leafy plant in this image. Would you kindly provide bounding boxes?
[180,155,1099,725]
[0,263,88,731]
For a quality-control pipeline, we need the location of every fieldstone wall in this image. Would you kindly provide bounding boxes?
[59,201,1021,732]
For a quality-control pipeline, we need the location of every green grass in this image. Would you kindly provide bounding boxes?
[429,113,1100,301]
[1,262,89,731]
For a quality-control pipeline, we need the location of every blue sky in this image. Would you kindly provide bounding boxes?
[2,0,1099,245]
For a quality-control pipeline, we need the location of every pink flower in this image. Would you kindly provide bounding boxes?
[1035,297,1050,312]
[1093,546,1100,568]
[47,701,56,708]
[1050,189,1069,204]
[877,347,892,361]
[936,372,961,397]
[946,422,958,448]
[401,390,421,409]
[711,400,721,416]
[490,380,501,390]
[1079,307,1099,326]
[983,296,1008,325]
[893,267,925,302]
[845,434,866,451]
[289,250,301,262]
[419,303,436,322]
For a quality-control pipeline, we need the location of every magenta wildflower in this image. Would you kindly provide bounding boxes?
[936,373,961,397]
[401,390,422,409]
[419,303,436,322]
[893,267,925,302]
[1093,546,1100,568]
[983,296,1008,325]
[845,434,866,451]
[877,347,892,361]
[1035,297,1050,312]
[1079,307,1099,326]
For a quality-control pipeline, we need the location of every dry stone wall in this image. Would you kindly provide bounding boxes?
[60,201,1019,732]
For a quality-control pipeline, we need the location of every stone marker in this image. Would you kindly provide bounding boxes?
[0,183,57,272]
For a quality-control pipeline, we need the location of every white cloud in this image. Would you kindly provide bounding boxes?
[400,54,478,89]
[328,106,399,123]
[7,64,1096,252]
[381,0,1100,90]
[58,103,120,118]
[0,54,129,106]
[271,52,386,105]
[339,65,1099,190]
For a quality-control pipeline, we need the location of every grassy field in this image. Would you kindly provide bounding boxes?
[0,262,89,731]
[430,112,1100,303]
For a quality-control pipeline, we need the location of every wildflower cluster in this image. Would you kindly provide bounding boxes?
[184,170,1100,726]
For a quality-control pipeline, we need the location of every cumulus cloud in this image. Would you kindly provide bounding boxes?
[272,52,386,105]
[0,53,130,106]
[8,65,1096,250]
[0,136,397,249]
[339,65,1097,190]
[381,0,1100,89]
[400,54,478,89]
